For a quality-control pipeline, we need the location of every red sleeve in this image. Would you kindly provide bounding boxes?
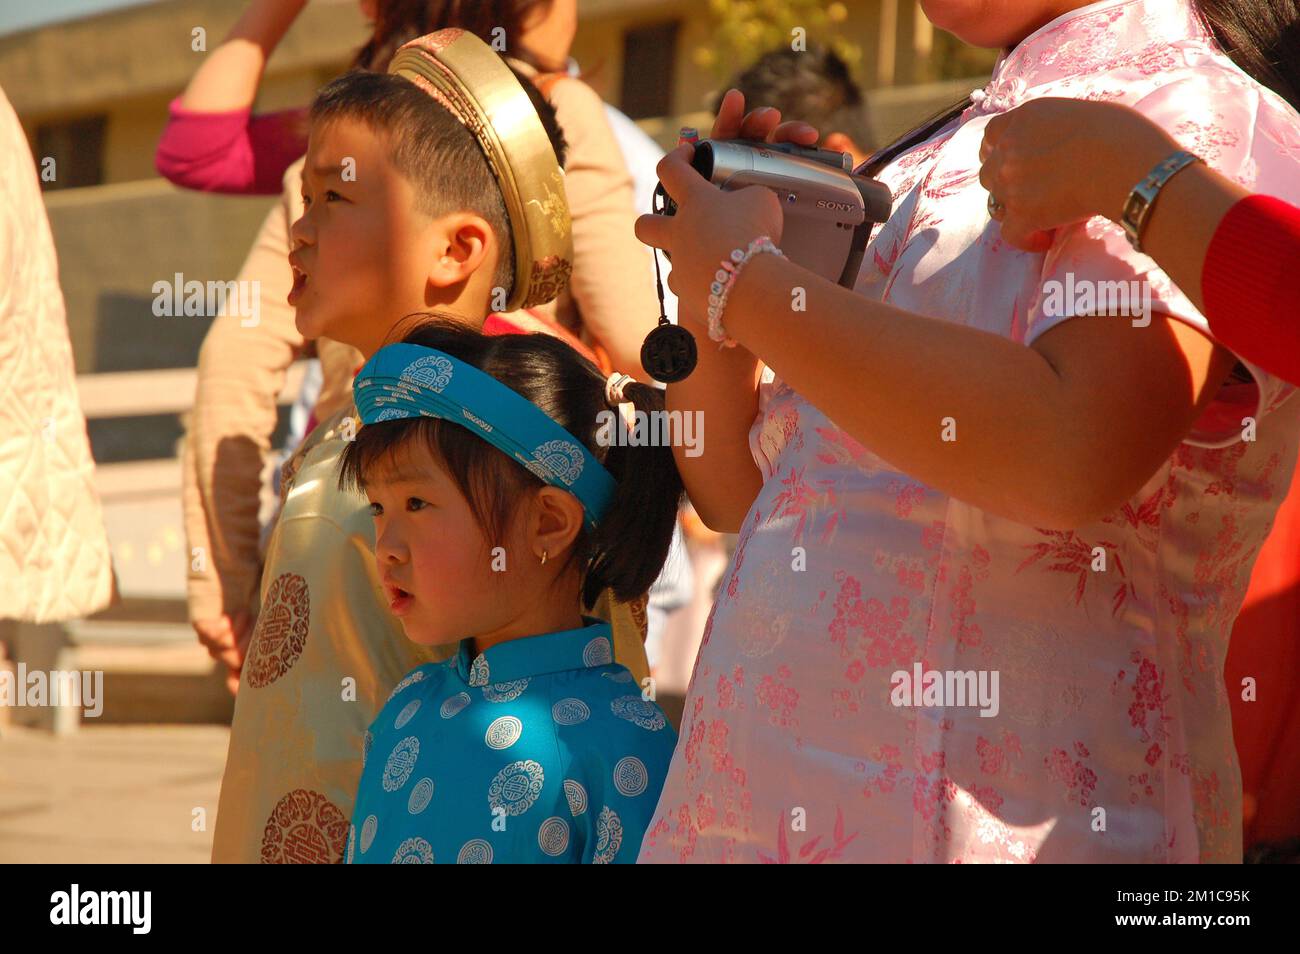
[154,96,308,195]
[1202,194,1300,386]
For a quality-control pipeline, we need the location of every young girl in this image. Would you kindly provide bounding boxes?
[339,321,682,863]
[635,0,1300,862]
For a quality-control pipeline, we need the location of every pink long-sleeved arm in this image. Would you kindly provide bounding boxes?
[154,97,307,195]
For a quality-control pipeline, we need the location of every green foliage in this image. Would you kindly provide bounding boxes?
[695,0,862,78]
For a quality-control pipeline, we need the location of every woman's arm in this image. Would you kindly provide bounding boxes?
[657,91,820,531]
[155,0,309,193]
[640,142,1235,530]
[184,163,308,664]
[979,98,1300,384]
[723,253,1234,528]
[664,307,765,533]
[179,0,307,112]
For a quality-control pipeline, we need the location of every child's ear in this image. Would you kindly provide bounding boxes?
[427,212,496,289]
[528,486,584,563]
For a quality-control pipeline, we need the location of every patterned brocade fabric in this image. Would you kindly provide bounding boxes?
[639,0,1300,863]
[348,619,675,864]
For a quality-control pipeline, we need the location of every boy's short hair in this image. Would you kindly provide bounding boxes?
[310,67,568,302]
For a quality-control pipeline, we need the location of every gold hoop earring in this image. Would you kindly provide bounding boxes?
[539,549,548,565]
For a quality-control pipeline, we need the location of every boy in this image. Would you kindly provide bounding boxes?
[212,30,650,863]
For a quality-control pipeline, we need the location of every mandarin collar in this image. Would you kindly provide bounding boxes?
[454,616,615,685]
[965,0,1210,119]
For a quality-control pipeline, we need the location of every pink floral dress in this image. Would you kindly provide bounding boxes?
[639,0,1300,863]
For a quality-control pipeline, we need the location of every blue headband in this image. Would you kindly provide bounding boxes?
[353,343,616,531]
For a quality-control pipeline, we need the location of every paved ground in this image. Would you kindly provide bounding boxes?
[0,724,229,863]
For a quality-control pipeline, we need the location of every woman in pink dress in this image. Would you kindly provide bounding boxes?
[634,0,1300,862]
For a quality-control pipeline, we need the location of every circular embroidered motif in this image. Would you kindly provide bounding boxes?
[360,814,378,853]
[387,669,426,703]
[610,695,667,731]
[440,692,471,718]
[528,439,584,486]
[468,655,490,687]
[488,759,544,816]
[408,777,435,815]
[483,678,529,702]
[394,698,422,730]
[593,806,623,864]
[383,736,420,792]
[563,779,588,817]
[485,716,523,750]
[400,355,454,392]
[457,839,493,864]
[613,756,649,797]
[259,789,349,864]
[582,636,613,667]
[246,573,310,688]
[552,698,591,725]
[538,816,570,857]
[393,836,435,864]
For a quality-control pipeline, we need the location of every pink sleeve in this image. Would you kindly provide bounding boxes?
[154,96,308,195]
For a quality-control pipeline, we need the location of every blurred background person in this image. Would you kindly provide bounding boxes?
[713,42,874,167]
[0,80,115,726]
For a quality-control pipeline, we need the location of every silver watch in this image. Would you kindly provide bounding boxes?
[1120,150,1201,253]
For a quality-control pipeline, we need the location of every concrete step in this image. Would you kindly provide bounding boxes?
[2,619,234,733]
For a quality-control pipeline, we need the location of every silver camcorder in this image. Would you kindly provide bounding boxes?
[653,138,895,287]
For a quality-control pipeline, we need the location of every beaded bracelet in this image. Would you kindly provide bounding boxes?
[706,236,786,347]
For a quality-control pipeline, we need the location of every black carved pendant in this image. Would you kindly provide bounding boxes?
[641,322,698,383]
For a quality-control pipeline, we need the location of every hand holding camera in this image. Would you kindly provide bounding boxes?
[635,90,893,382]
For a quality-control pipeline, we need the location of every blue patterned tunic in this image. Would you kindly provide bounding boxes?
[347,617,677,863]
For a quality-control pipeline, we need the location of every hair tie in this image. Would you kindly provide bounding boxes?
[604,372,635,406]
[604,372,637,434]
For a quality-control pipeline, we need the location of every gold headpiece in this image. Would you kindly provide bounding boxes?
[388,29,573,311]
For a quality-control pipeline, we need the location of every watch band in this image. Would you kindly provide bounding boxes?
[1120,149,1202,253]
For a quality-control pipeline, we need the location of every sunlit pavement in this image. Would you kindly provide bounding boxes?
[0,724,229,863]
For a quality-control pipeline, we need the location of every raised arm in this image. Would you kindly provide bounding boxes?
[155,0,310,194]
[180,0,307,112]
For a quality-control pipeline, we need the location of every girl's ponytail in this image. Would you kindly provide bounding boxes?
[581,381,684,610]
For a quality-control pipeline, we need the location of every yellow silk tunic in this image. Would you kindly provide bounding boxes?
[211,406,649,863]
